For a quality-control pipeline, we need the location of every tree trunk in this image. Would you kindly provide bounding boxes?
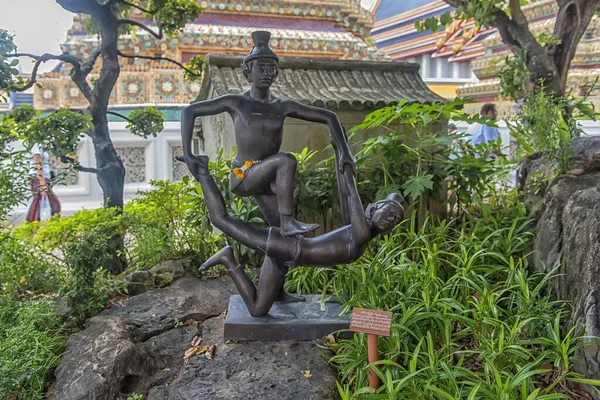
[93,121,125,208]
[90,5,127,273]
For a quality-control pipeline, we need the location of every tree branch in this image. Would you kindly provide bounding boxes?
[81,47,102,77]
[56,0,105,14]
[552,0,600,92]
[118,18,163,39]
[442,0,465,8]
[107,110,135,125]
[60,155,99,174]
[116,0,158,14]
[6,52,95,100]
[117,51,202,78]
[11,58,44,92]
[508,0,527,25]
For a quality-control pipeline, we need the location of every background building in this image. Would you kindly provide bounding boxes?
[370,0,600,115]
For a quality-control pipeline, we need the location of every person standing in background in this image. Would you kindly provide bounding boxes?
[471,103,501,145]
[25,144,61,222]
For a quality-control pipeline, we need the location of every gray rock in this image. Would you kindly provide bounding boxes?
[527,136,600,390]
[126,270,153,296]
[149,259,189,278]
[50,275,338,400]
[145,316,338,400]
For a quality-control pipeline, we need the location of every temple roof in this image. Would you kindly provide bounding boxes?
[198,54,443,110]
[371,0,492,62]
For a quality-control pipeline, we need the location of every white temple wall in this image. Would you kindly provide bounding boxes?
[9,121,186,224]
[9,119,600,225]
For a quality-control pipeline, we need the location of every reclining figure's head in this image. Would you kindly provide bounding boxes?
[365,193,405,236]
[242,31,279,89]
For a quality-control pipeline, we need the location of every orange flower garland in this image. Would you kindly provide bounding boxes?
[232,160,257,179]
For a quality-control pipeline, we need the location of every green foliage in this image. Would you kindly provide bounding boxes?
[0,149,29,221]
[127,108,165,138]
[62,228,116,319]
[8,104,36,123]
[110,0,202,36]
[500,54,529,101]
[0,232,64,297]
[0,296,65,400]
[509,87,581,174]
[287,203,599,398]
[0,29,26,100]
[184,54,205,81]
[151,0,203,35]
[124,179,222,270]
[349,99,509,219]
[25,108,91,157]
[0,111,34,219]
[417,0,507,34]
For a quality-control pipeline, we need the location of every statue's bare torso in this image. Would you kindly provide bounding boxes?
[227,93,287,163]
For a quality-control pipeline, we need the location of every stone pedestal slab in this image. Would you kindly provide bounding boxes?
[224,295,350,341]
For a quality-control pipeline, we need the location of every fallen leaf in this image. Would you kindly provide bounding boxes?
[301,370,312,378]
[191,335,202,347]
[325,334,336,345]
[184,347,199,359]
[197,345,209,353]
[205,345,216,360]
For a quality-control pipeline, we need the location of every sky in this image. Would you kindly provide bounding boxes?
[0,0,379,74]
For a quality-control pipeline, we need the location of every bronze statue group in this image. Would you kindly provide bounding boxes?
[179,31,404,317]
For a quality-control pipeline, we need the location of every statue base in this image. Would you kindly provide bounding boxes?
[224,295,350,341]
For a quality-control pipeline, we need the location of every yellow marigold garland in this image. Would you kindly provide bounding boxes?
[232,160,257,179]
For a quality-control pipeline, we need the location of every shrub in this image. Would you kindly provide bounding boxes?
[124,179,223,270]
[0,296,65,400]
[0,232,64,296]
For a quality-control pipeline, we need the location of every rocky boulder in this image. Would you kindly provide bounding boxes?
[522,136,600,383]
[49,276,338,400]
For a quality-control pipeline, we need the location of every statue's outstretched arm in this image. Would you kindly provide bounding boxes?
[181,95,238,158]
[283,100,355,174]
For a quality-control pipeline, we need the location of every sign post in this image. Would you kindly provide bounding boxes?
[349,308,393,393]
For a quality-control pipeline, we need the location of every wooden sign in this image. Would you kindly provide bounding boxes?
[349,308,392,337]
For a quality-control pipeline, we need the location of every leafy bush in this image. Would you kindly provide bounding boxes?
[124,179,223,270]
[0,296,65,400]
[510,87,579,175]
[286,203,599,398]
[0,232,64,296]
[62,228,123,319]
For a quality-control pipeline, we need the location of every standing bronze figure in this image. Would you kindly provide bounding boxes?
[180,30,404,317]
[181,31,354,237]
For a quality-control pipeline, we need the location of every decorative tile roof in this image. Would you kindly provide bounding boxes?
[37,1,390,109]
[59,24,388,68]
[370,0,558,63]
[195,0,375,36]
[198,54,443,109]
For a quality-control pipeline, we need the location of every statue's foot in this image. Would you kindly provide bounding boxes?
[276,290,306,303]
[280,218,320,237]
[198,246,234,272]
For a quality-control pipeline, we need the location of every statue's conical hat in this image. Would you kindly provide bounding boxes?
[244,31,279,63]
